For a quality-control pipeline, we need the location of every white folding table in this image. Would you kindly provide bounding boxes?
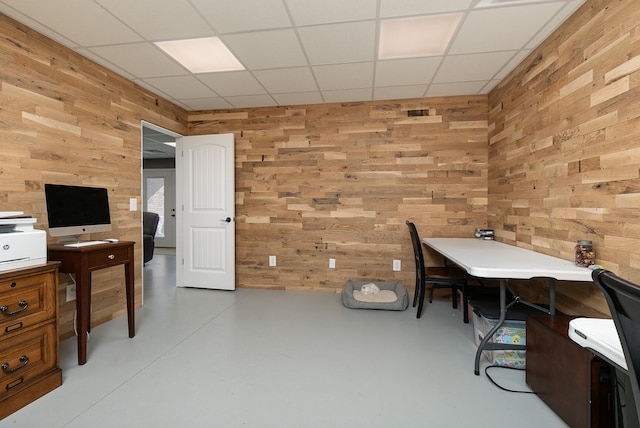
[423,238,593,375]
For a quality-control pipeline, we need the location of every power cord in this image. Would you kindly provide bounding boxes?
[485,365,534,394]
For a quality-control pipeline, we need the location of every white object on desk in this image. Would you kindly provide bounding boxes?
[569,317,627,370]
[423,238,593,281]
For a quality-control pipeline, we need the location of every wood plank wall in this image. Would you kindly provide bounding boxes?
[0,14,187,340]
[188,97,488,294]
[488,0,640,317]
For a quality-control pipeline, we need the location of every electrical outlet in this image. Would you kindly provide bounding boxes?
[393,259,401,272]
[329,258,336,269]
[269,255,276,267]
[66,284,76,302]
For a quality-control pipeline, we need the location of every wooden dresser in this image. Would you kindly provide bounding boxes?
[0,262,61,420]
[526,314,613,428]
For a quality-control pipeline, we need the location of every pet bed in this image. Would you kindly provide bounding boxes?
[342,280,408,311]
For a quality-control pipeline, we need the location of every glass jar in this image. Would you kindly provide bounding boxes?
[574,240,595,267]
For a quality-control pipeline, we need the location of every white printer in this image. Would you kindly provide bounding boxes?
[0,212,46,272]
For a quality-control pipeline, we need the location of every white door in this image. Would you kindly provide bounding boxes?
[143,169,176,248]
[176,133,235,290]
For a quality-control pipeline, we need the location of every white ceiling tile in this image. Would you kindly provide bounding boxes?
[374,85,427,101]
[322,89,373,103]
[272,92,324,106]
[180,98,234,111]
[426,81,488,97]
[299,21,376,65]
[379,0,473,18]
[433,51,518,83]
[0,0,587,110]
[88,43,187,78]
[480,79,501,93]
[191,0,291,33]
[285,0,376,26]
[449,3,564,54]
[141,76,218,99]
[526,1,582,50]
[375,57,441,87]
[313,63,374,90]
[0,0,142,46]
[0,8,79,48]
[226,95,278,108]
[223,30,307,69]
[96,0,214,41]
[253,68,318,93]
[76,48,135,80]
[197,72,266,97]
[493,50,531,80]
[133,79,174,100]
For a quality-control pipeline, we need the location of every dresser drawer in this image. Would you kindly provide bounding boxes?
[0,273,55,339]
[87,247,131,270]
[0,322,57,399]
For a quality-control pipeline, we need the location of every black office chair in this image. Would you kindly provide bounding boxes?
[143,211,160,264]
[592,269,640,426]
[406,221,471,321]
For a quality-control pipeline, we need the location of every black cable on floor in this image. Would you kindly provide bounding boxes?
[485,365,535,394]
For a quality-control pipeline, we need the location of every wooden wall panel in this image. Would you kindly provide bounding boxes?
[188,97,489,294]
[0,14,187,340]
[488,0,640,317]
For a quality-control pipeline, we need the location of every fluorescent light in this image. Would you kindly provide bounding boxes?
[378,13,462,60]
[155,37,244,73]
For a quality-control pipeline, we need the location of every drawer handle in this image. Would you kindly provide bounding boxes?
[5,322,23,333]
[5,376,24,390]
[0,300,28,316]
[2,355,29,374]
[108,254,115,260]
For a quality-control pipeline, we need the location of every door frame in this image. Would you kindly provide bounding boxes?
[140,121,183,293]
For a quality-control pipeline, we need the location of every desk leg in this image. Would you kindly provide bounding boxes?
[125,260,135,338]
[474,278,508,375]
[548,278,556,315]
[76,270,91,366]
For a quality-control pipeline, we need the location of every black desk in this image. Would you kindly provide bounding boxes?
[47,241,135,365]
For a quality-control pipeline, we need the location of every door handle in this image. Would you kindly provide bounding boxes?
[222,217,232,223]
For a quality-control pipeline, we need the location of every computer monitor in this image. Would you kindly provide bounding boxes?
[44,184,112,238]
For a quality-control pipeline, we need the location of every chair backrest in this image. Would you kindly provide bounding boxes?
[406,221,425,278]
[143,211,160,237]
[592,269,640,423]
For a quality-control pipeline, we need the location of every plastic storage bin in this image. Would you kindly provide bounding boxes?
[471,301,529,368]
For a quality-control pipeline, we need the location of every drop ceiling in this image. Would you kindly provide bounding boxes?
[0,0,585,111]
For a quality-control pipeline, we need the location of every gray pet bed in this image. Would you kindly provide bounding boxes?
[342,280,408,311]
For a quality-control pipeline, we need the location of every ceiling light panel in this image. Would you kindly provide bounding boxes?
[378,13,462,60]
[155,37,244,73]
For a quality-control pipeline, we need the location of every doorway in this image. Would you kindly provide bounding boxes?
[142,121,181,252]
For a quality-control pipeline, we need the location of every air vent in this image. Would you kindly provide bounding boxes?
[407,109,429,117]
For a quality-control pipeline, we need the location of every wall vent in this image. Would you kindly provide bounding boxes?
[407,109,429,117]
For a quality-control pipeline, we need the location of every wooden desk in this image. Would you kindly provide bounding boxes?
[527,314,613,428]
[423,238,593,374]
[47,241,135,365]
